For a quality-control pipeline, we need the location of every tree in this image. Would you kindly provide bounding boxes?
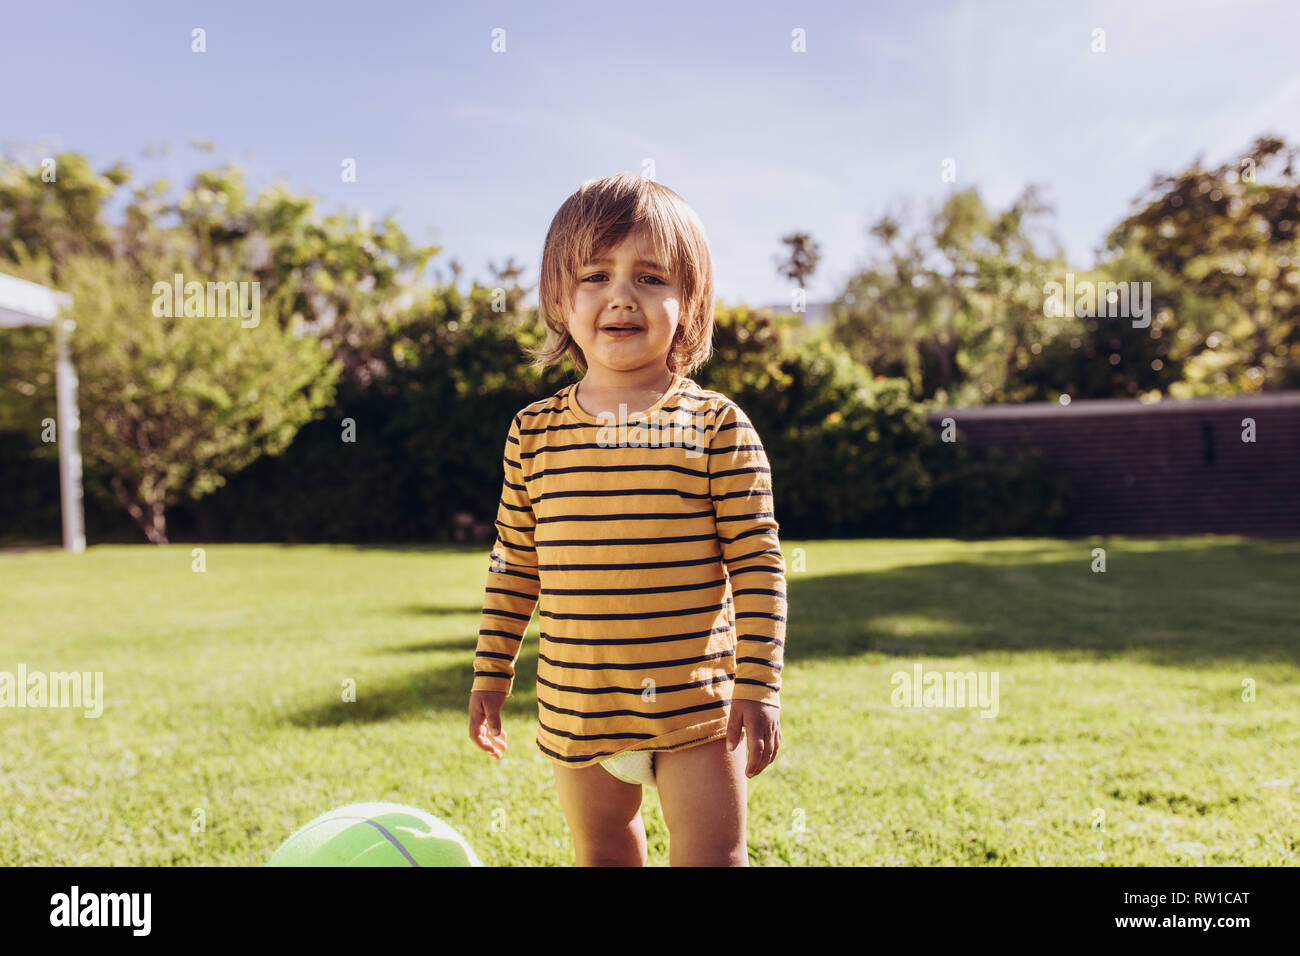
[829,186,1067,406]
[1104,134,1300,395]
[0,149,128,283]
[1010,243,1190,401]
[775,232,821,290]
[0,151,131,437]
[0,146,443,541]
[31,248,339,544]
[1,146,439,393]
[112,161,440,389]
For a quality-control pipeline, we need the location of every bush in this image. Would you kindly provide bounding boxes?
[699,308,1074,539]
[909,439,1074,538]
[0,430,60,546]
[4,298,1076,544]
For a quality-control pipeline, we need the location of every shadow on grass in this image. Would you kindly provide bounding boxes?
[254,542,492,555]
[785,537,1299,665]
[389,604,485,618]
[286,633,540,729]
[283,537,1298,728]
[376,636,484,654]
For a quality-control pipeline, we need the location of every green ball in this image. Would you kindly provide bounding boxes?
[267,802,483,867]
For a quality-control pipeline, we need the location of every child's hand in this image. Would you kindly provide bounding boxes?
[726,699,781,778]
[469,690,509,759]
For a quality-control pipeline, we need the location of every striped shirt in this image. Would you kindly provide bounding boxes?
[470,373,788,768]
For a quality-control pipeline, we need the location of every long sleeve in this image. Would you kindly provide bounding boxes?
[707,400,787,707]
[471,414,541,697]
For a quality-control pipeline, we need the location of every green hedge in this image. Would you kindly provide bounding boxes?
[1,313,1073,545]
[695,341,1072,539]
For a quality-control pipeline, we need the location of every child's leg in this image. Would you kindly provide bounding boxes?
[552,761,647,866]
[654,738,748,866]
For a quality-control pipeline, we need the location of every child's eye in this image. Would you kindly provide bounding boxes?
[582,273,666,284]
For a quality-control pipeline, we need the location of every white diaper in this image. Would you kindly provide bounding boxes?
[600,749,658,789]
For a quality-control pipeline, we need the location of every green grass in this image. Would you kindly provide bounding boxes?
[1,537,1297,866]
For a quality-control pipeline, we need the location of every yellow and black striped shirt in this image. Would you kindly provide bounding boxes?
[471,373,788,768]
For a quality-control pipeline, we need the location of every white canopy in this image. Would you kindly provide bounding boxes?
[0,271,73,326]
[0,272,84,552]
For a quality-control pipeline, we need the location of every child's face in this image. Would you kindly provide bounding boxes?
[568,226,681,380]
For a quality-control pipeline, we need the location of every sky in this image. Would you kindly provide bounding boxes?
[3,0,1298,310]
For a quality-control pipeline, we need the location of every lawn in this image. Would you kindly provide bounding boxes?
[1,537,1297,866]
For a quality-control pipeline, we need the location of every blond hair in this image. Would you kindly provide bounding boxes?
[528,173,715,375]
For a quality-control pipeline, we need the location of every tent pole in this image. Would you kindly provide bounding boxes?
[54,315,86,553]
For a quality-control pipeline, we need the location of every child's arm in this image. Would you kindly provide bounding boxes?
[471,413,541,698]
[707,400,787,708]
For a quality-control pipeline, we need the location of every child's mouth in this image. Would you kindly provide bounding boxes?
[601,326,642,338]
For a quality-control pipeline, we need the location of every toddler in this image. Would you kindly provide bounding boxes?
[468,173,787,866]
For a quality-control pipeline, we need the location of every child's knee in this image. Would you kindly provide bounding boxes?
[575,820,647,866]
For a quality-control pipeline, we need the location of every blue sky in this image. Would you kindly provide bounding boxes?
[3,0,1298,309]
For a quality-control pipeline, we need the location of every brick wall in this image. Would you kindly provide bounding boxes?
[925,392,1300,538]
